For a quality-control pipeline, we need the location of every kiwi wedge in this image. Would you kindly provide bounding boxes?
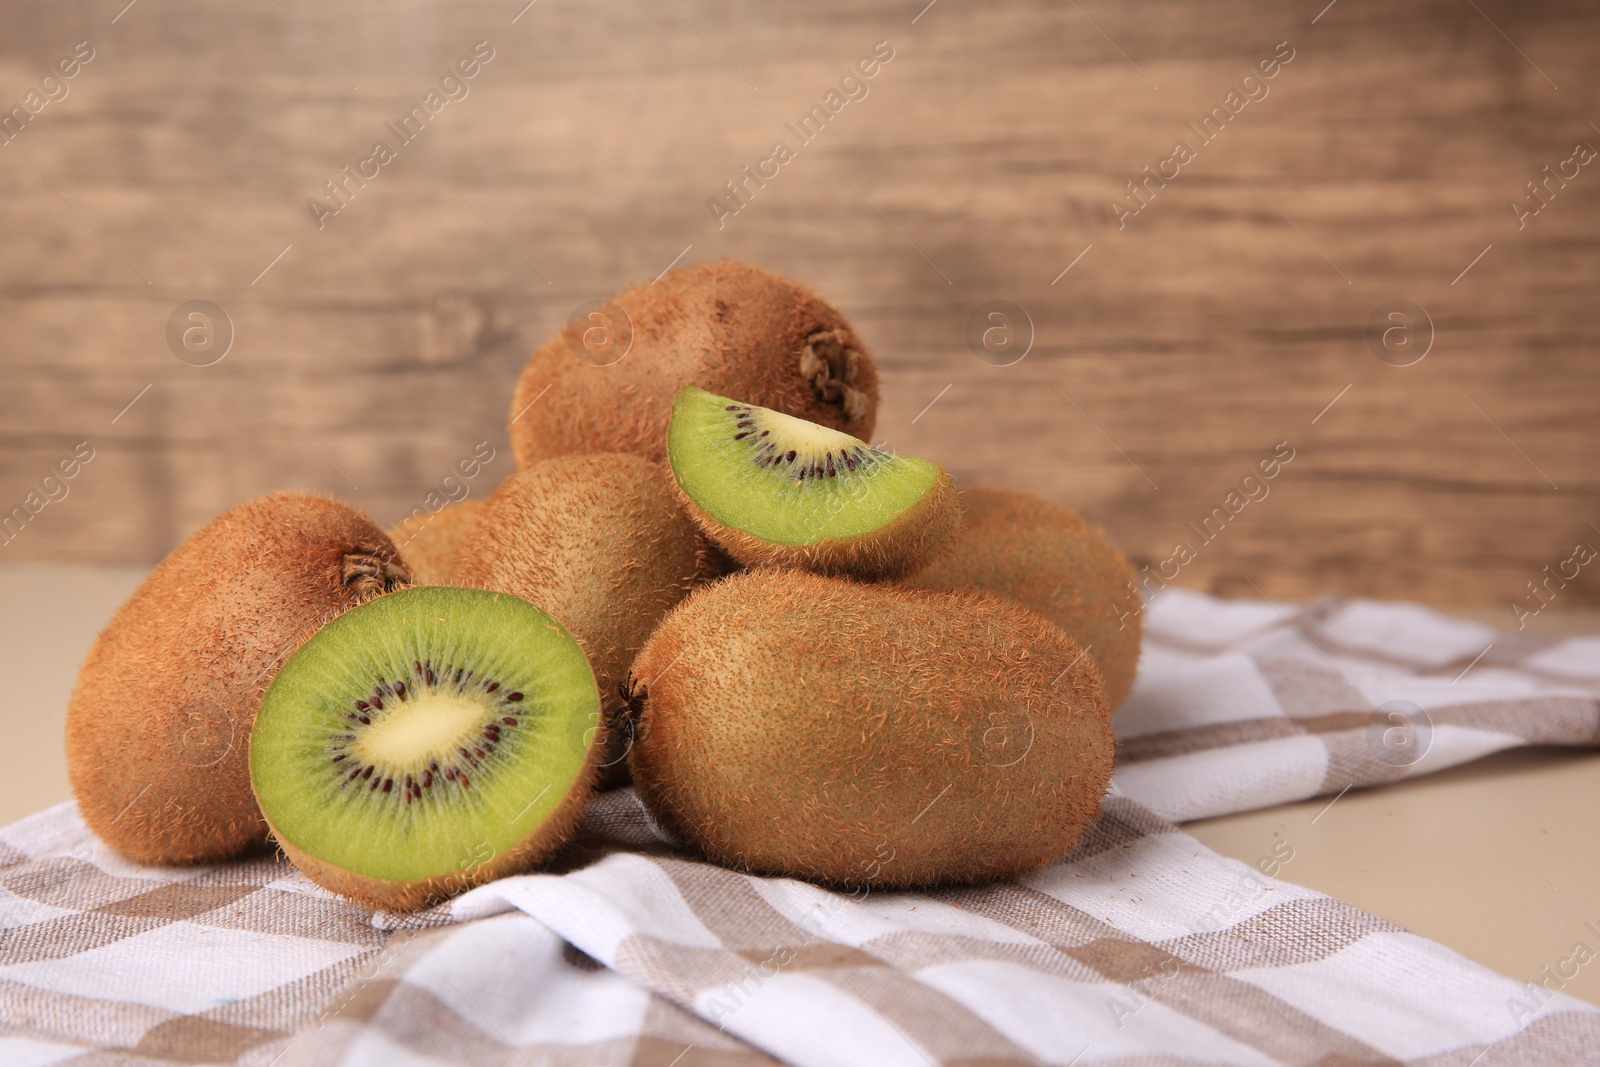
[250,586,600,911]
[667,385,960,580]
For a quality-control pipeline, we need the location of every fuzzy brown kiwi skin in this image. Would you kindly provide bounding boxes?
[905,487,1143,710]
[674,467,961,583]
[627,570,1113,889]
[508,260,880,467]
[387,499,487,585]
[264,732,602,913]
[450,454,718,788]
[66,492,409,867]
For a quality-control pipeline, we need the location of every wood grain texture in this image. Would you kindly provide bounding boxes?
[0,0,1596,619]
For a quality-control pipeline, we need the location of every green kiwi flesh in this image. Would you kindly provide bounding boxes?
[250,586,600,910]
[667,385,959,579]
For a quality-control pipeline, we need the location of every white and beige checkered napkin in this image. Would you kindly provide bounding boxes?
[1116,590,1600,820]
[3,590,1598,1065]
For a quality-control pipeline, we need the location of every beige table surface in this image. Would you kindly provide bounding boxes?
[4,565,1598,1008]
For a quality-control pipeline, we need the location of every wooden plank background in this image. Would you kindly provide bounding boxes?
[1,0,1595,614]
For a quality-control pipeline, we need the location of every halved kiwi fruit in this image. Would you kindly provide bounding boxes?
[667,385,960,580]
[250,585,600,911]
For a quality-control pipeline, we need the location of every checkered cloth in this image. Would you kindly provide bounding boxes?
[3,590,1597,1065]
[1116,591,1600,821]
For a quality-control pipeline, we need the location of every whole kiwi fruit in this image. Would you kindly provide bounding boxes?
[508,260,880,466]
[626,569,1113,888]
[66,492,408,865]
[905,487,1143,710]
[388,499,486,585]
[451,454,711,783]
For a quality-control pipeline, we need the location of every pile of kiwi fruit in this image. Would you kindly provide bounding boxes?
[65,261,1141,911]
